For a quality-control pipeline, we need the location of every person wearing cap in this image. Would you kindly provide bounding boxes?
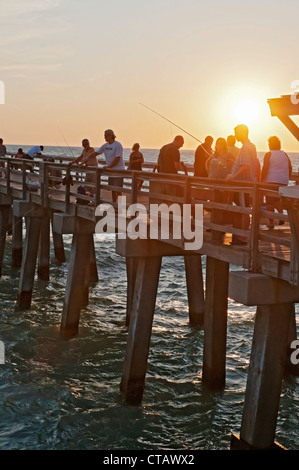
[84,129,125,202]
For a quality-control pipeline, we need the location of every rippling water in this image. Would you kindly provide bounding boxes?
[0,146,298,450]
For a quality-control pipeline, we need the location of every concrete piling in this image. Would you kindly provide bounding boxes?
[11,215,23,267]
[16,216,42,309]
[51,213,66,264]
[184,254,205,326]
[0,205,10,278]
[202,257,229,390]
[38,216,50,281]
[231,302,293,450]
[120,255,162,404]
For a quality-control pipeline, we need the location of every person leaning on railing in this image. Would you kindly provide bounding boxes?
[67,138,98,195]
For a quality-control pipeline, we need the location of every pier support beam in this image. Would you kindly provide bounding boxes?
[16,216,42,309]
[231,302,292,450]
[52,213,96,338]
[51,213,65,264]
[61,231,91,337]
[125,257,138,326]
[120,256,162,404]
[14,201,48,309]
[184,254,205,326]
[38,216,50,281]
[229,271,299,376]
[12,216,23,267]
[89,234,99,284]
[0,205,10,278]
[202,257,229,390]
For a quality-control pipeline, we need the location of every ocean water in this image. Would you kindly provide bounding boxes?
[0,145,298,451]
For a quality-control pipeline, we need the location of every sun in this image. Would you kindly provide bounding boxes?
[233,98,260,124]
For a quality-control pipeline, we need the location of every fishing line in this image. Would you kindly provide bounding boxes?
[139,102,213,156]
[58,127,75,158]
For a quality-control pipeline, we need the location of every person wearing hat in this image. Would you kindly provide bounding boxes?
[84,129,125,202]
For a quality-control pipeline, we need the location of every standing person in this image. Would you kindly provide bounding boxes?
[194,136,213,177]
[205,137,235,237]
[261,135,292,228]
[206,137,235,183]
[157,135,185,196]
[226,135,239,161]
[226,124,260,244]
[68,139,98,195]
[0,138,7,177]
[157,135,185,174]
[84,129,125,203]
[129,143,144,190]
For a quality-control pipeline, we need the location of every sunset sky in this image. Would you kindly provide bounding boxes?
[1,0,299,152]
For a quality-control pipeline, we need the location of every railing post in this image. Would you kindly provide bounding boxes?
[22,160,27,200]
[65,167,71,213]
[39,161,48,207]
[95,168,101,208]
[6,159,11,196]
[249,184,262,272]
[131,171,137,204]
[184,175,191,204]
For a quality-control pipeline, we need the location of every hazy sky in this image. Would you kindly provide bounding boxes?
[1,0,299,151]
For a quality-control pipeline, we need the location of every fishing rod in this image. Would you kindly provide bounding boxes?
[139,103,213,156]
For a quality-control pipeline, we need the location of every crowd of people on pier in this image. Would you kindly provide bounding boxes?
[0,123,293,240]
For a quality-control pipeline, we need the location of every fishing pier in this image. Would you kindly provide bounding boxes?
[0,94,299,450]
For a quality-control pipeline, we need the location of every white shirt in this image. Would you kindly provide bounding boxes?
[264,150,290,185]
[27,146,42,158]
[97,141,125,170]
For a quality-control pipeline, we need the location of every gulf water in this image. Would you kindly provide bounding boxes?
[0,145,298,450]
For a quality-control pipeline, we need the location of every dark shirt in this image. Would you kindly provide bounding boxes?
[129,151,144,170]
[157,143,180,174]
[194,144,211,177]
[0,145,6,157]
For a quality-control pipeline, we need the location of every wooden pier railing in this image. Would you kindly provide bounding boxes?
[0,155,296,283]
[0,154,298,451]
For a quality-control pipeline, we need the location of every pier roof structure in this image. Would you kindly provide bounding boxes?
[268,93,299,141]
